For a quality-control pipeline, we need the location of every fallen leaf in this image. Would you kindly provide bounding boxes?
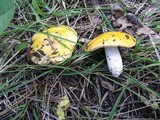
[56,96,70,120]
[150,34,160,44]
[117,17,132,30]
[149,93,159,110]
[78,38,90,43]
[57,107,65,120]
[101,80,115,92]
[110,3,122,11]
[151,102,159,110]
[136,26,155,35]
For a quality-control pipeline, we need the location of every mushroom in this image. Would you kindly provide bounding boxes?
[29,25,78,65]
[85,31,136,77]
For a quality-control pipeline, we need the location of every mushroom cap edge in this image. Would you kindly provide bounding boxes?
[85,31,136,52]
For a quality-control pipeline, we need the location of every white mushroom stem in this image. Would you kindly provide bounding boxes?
[105,47,123,77]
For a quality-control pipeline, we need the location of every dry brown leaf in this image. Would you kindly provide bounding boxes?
[78,38,90,43]
[137,26,160,59]
[90,14,102,26]
[101,80,115,92]
[117,17,132,30]
[91,0,100,7]
[110,3,122,11]
[150,34,160,45]
[136,26,155,35]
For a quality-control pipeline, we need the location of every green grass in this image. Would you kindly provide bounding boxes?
[0,0,160,119]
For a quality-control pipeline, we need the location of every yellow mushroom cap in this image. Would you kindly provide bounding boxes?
[85,31,136,51]
[29,25,78,65]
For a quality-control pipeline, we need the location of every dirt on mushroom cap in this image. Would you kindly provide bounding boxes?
[85,31,136,52]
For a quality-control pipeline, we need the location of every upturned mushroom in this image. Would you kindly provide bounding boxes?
[85,31,136,77]
[29,25,78,65]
